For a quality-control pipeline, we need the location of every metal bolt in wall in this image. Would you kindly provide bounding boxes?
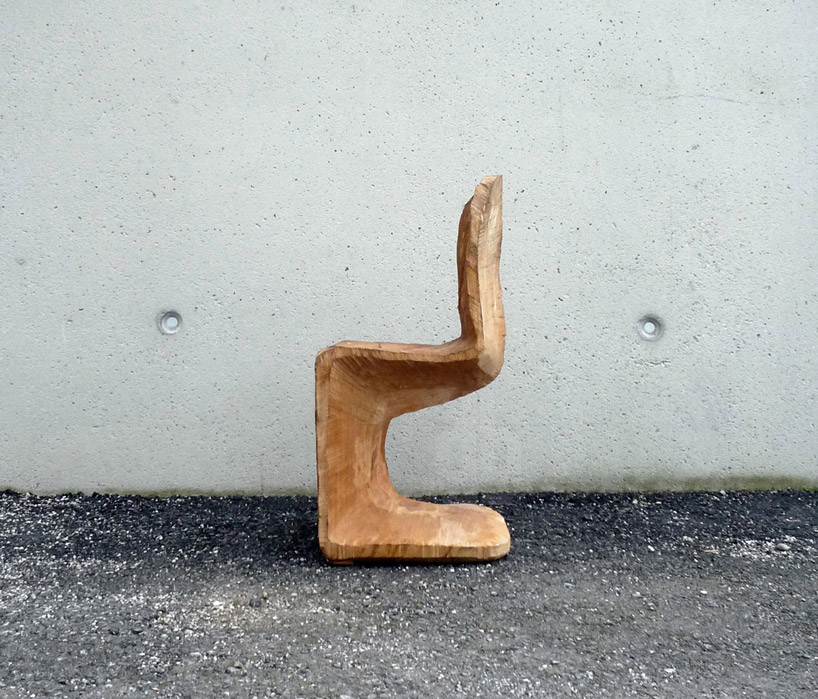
[638,315,663,341]
[158,311,183,335]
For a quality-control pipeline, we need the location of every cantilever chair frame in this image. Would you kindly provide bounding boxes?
[315,175,509,563]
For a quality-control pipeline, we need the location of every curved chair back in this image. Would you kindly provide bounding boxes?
[456,175,505,370]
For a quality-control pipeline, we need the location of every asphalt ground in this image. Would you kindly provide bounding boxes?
[1,490,816,698]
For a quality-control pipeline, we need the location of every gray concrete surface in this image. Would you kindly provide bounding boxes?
[1,490,816,697]
[2,1,817,495]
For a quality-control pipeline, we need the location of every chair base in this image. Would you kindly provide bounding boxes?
[320,494,511,564]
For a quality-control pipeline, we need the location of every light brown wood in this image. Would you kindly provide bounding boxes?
[315,175,509,564]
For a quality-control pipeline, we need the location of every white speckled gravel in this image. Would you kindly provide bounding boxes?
[0,490,816,697]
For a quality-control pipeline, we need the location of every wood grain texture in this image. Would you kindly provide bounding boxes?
[315,176,509,564]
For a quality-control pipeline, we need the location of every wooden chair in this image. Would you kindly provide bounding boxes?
[315,176,509,563]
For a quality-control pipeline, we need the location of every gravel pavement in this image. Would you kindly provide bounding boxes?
[1,490,816,698]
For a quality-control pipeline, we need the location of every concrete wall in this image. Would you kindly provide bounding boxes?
[2,1,816,495]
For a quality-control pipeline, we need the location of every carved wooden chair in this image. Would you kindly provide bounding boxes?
[315,175,509,563]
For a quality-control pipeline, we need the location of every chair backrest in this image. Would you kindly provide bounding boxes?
[456,175,505,362]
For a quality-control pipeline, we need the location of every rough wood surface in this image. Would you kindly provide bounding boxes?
[315,176,509,563]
